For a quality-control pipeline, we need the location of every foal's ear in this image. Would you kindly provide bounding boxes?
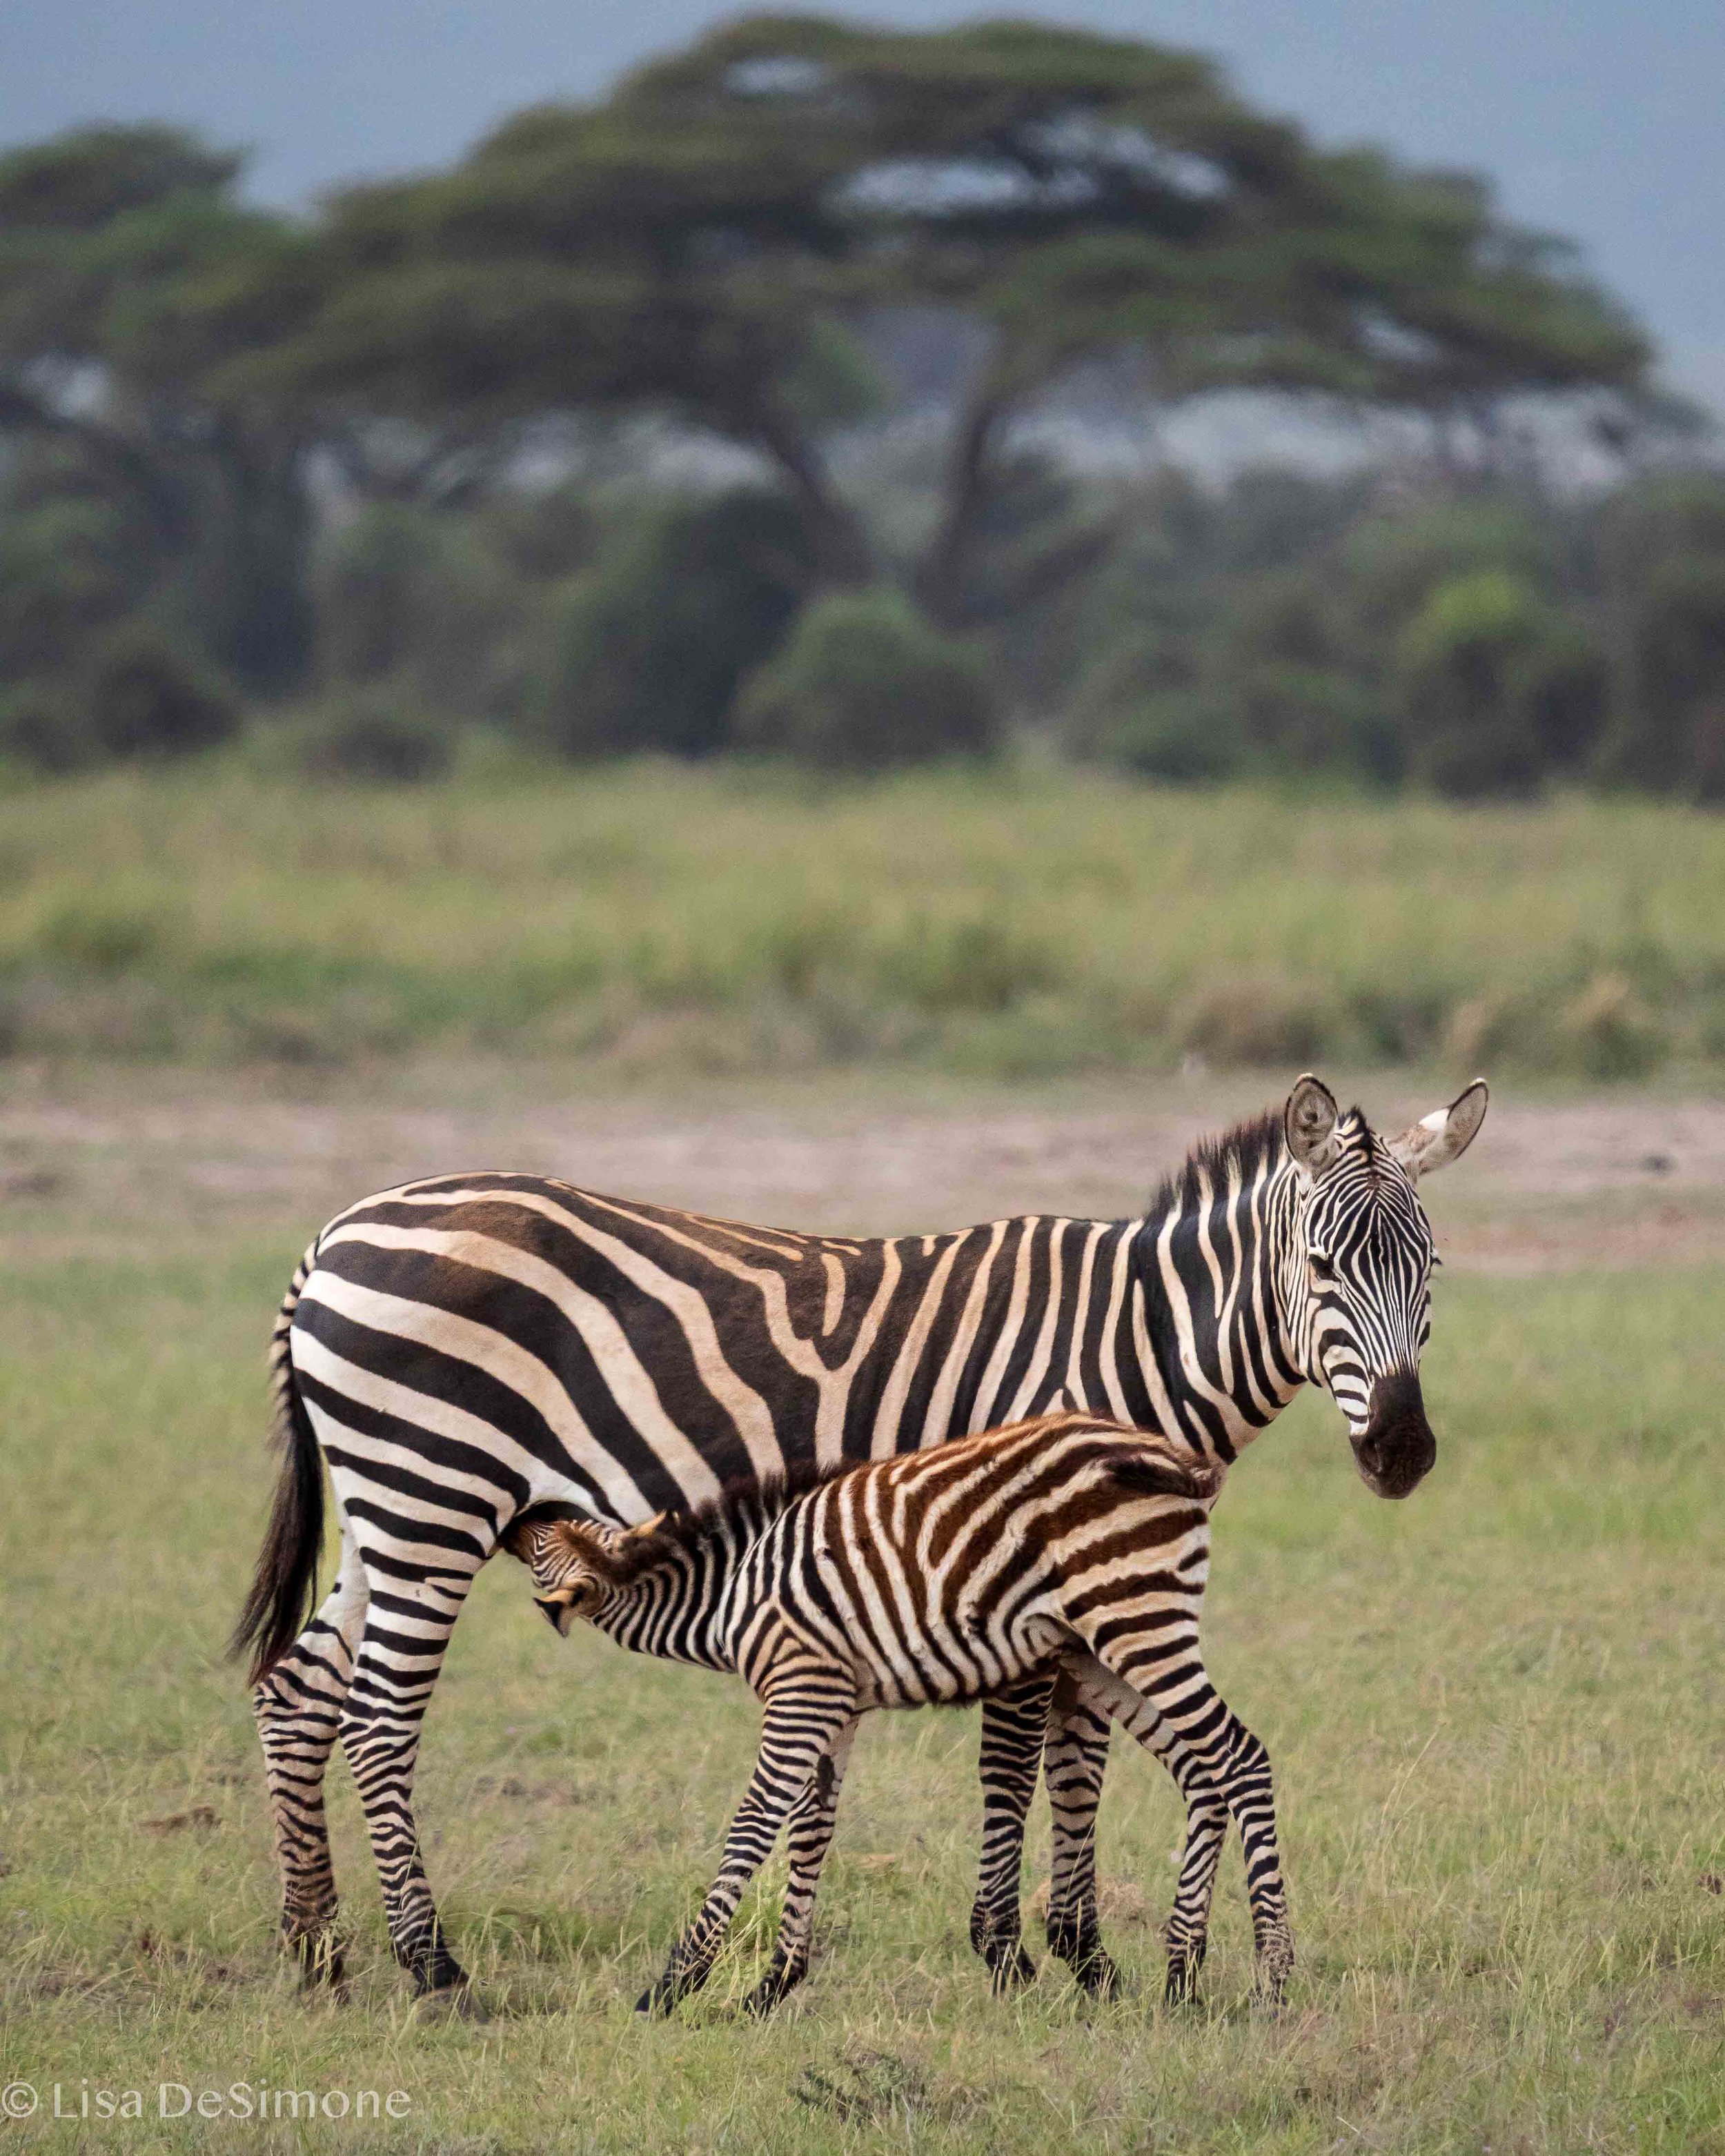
[1386,1078,1489,1181]
[1285,1074,1342,1176]
[538,1519,618,1608]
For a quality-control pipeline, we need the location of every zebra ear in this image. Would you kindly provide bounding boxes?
[541,1519,619,1601]
[1387,1078,1489,1180]
[1284,1074,1341,1176]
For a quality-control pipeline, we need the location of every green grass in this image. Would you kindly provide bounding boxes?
[1,1242,1721,2153]
[0,762,1722,1074]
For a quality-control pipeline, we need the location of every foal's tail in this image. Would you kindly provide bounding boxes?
[229,1245,326,1688]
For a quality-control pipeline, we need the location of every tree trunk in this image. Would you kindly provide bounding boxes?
[913,375,1011,633]
[0,381,191,548]
[744,391,876,592]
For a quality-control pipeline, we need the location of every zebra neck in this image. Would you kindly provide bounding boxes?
[1127,1154,1305,1470]
[591,1514,764,1674]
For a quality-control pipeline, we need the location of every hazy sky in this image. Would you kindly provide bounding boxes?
[5,1,1721,410]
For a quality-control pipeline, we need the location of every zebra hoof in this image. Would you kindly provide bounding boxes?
[413,1984,491,2025]
[987,1944,1038,1995]
[1073,1950,1123,2001]
[1164,1958,1203,2008]
[286,1934,347,1996]
[741,1960,806,2017]
[1049,1924,1123,2000]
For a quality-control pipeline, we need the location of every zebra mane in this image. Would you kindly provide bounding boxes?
[528,1461,833,1588]
[1147,1100,1374,1216]
[644,1461,829,1561]
[1148,1106,1285,1217]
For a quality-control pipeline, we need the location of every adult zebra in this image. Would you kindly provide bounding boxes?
[235,1073,1486,2008]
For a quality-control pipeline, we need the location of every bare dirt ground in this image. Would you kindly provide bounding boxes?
[0,1060,1719,1272]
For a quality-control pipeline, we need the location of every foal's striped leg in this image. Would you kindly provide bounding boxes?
[970,1676,1054,1992]
[743,1716,859,2015]
[640,1665,858,2017]
[1070,1665,1229,2001]
[1072,1646,1292,2004]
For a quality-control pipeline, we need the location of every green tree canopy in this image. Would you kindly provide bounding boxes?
[0,123,315,689]
[201,14,1652,629]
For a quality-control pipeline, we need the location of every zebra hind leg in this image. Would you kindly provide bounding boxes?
[742,1717,860,2017]
[336,1559,482,2011]
[1071,1648,1292,2009]
[1056,1661,1225,2005]
[1041,1674,1121,1999]
[639,1675,857,2017]
[969,1674,1054,1992]
[252,1519,368,1994]
[1161,1770,1230,2005]
[1154,1728,1287,2008]
[1219,1723,1292,2006]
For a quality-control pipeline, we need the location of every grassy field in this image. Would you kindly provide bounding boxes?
[0,763,1722,1076]
[1,1208,1721,2151]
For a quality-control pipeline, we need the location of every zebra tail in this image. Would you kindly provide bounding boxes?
[230,1248,325,1687]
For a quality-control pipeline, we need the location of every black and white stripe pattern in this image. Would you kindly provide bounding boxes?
[512,1413,1289,2015]
[235,1072,1486,2001]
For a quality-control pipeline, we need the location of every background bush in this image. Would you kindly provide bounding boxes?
[8,448,1725,798]
[81,617,240,761]
[542,489,811,760]
[734,586,999,771]
[291,692,455,784]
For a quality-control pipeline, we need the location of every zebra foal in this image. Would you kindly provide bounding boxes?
[509,1412,1288,2017]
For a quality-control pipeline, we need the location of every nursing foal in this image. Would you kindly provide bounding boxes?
[511,1412,1288,2015]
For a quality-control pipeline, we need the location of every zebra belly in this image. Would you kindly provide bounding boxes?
[848,1610,1074,1710]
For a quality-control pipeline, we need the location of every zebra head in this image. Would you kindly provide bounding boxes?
[508,1513,654,1634]
[1281,1073,1488,1500]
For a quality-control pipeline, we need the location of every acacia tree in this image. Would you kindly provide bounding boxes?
[0,125,321,691]
[199,17,1653,637]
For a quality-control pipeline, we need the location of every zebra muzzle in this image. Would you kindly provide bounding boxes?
[1352,1372,1436,1499]
[534,1595,577,1636]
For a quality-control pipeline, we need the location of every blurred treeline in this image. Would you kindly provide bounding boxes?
[3,14,1721,799]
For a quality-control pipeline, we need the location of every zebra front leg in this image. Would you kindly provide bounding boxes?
[969,1674,1054,1992]
[252,1518,368,1993]
[639,1677,857,2018]
[337,1561,480,2010]
[742,1717,859,2016]
[1042,1668,1121,1998]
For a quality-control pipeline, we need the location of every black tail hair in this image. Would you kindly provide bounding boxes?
[229,1254,325,1686]
[1107,1447,1219,1504]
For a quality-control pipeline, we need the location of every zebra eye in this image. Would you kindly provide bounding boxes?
[1309,1251,1337,1283]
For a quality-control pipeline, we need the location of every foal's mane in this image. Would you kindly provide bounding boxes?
[511,1462,829,1585]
